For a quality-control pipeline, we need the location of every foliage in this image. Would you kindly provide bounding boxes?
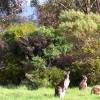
[0,0,27,15]
[25,27,72,68]
[2,52,26,84]
[46,67,64,87]
[59,10,100,59]
[31,0,100,27]
[31,56,47,69]
[2,29,16,49]
[27,27,54,57]
[13,26,72,86]
[65,58,100,86]
[59,10,100,86]
[10,22,36,40]
[3,22,36,40]
[43,43,60,59]
[23,72,49,89]
[27,67,64,87]
[38,67,64,87]
[2,22,36,55]
[0,37,6,62]
[0,0,27,32]
[59,10,100,56]
[2,25,72,82]
[22,73,39,90]
[59,10,98,37]
[29,27,72,86]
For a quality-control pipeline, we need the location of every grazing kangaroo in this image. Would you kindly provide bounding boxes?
[79,75,87,90]
[55,71,70,98]
[91,85,100,95]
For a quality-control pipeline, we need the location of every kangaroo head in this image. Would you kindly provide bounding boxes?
[82,75,87,82]
[64,71,70,79]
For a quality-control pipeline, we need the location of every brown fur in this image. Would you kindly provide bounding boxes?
[55,86,63,96]
[55,71,70,98]
[91,85,100,95]
[79,75,87,90]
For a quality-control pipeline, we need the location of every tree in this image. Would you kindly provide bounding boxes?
[31,56,46,77]
[0,0,27,15]
[59,10,100,60]
[31,0,100,27]
[0,0,27,33]
[16,27,72,68]
[59,10,100,85]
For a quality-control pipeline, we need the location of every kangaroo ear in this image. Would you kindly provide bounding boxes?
[64,71,67,74]
[68,71,70,74]
[82,75,86,77]
[64,71,70,74]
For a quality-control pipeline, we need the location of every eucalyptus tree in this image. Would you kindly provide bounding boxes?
[0,0,27,15]
[58,10,100,85]
[31,0,100,27]
[0,0,27,33]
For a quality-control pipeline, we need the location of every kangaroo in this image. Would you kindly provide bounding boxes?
[79,75,87,90]
[91,85,100,95]
[55,71,70,98]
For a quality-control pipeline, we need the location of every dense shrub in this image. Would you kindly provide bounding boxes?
[2,22,36,56]
[31,56,47,69]
[10,22,36,40]
[1,52,26,84]
[1,22,37,80]
[2,29,21,55]
[65,58,100,86]
[43,67,64,87]
[23,72,49,89]
[21,73,41,90]
[29,27,72,68]
[30,67,64,87]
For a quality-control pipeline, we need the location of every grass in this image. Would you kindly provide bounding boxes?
[0,85,100,100]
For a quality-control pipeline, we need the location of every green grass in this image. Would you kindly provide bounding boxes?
[0,85,100,100]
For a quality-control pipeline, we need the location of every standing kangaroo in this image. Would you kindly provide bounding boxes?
[79,75,87,90]
[55,71,70,98]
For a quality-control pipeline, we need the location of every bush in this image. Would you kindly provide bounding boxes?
[2,22,37,55]
[23,72,49,89]
[2,29,16,50]
[28,67,64,88]
[2,52,26,84]
[21,78,40,90]
[59,10,100,56]
[10,22,36,40]
[65,58,100,86]
[46,67,64,87]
